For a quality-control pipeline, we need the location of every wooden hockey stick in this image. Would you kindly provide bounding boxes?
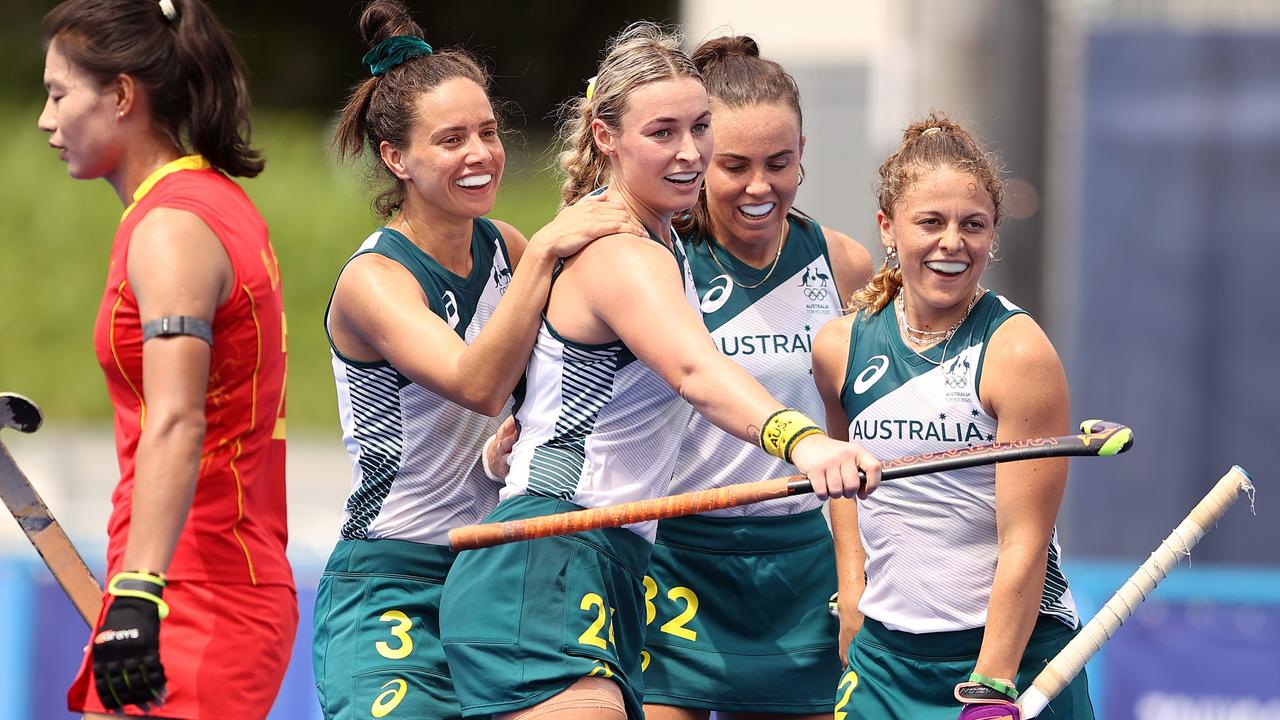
[1017,465,1255,718]
[449,419,1134,551]
[0,393,103,626]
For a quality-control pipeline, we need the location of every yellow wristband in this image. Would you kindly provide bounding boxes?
[107,570,171,620]
[759,408,824,462]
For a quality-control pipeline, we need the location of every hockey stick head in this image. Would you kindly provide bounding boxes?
[1078,419,1134,456]
[0,393,43,434]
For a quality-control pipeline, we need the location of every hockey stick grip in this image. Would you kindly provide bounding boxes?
[449,476,796,551]
[1017,465,1255,718]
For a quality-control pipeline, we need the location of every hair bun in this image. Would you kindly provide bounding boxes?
[905,112,962,142]
[358,0,425,47]
[691,34,760,70]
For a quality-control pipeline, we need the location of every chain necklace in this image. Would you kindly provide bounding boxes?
[894,286,984,366]
[706,221,786,290]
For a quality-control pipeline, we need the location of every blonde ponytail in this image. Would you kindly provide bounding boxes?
[555,96,610,206]
[850,257,903,315]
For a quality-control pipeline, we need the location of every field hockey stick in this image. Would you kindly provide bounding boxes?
[449,419,1134,551]
[1017,465,1255,718]
[0,393,104,627]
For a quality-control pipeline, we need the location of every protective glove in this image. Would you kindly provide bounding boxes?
[955,675,1021,720]
[92,571,170,712]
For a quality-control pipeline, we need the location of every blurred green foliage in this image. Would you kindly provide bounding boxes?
[2,0,676,131]
[0,104,563,428]
[0,0,676,427]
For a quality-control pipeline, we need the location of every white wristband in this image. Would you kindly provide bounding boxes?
[481,434,502,482]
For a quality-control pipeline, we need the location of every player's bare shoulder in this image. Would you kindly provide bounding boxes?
[821,225,874,291]
[812,312,858,393]
[561,229,669,280]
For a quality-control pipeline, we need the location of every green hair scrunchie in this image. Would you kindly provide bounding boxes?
[363,35,434,77]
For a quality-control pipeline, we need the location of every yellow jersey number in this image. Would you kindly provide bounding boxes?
[577,593,617,650]
[643,575,700,642]
[375,610,414,660]
[834,669,859,720]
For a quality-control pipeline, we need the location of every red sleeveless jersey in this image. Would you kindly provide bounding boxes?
[93,159,292,587]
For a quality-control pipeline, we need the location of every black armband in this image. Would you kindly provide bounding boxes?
[142,316,213,346]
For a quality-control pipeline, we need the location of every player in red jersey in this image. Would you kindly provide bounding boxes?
[38,1,295,717]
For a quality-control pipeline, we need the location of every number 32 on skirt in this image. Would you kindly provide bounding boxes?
[576,579,702,672]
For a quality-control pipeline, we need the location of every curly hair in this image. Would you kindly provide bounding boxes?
[851,112,1005,314]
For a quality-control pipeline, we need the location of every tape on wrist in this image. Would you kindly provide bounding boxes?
[107,570,171,620]
[759,408,824,462]
[481,434,502,482]
[968,672,1019,700]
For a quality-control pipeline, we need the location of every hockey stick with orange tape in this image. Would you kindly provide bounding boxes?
[449,419,1134,551]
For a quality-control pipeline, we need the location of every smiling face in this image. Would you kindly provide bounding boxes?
[703,100,803,249]
[596,76,712,222]
[38,38,126,181]
[879,164,996,326]
[384,76,505,221]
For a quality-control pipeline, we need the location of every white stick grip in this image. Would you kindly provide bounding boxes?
[1018,466,1255,718]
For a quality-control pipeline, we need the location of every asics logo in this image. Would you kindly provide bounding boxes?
[700,274,734,314]
[852,355,889,394]
[372,678,408,717]
[442,291,460,329]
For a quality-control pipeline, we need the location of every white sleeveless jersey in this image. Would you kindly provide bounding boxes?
[328,221,512,546]
[840,292,1079,633]
[501,233,699,542]
[672,216,844,516]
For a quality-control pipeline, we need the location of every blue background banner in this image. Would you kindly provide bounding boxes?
[5,557,1279,719]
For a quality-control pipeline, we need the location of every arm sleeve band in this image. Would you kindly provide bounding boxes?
[142,316,214,346]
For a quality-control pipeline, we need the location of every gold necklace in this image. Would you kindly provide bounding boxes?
[895,287,984,366]
[705,221,786,290]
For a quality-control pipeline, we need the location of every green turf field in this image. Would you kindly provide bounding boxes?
[0,104,562,429]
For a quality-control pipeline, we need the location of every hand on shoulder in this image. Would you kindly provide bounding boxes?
[528,189,648,260]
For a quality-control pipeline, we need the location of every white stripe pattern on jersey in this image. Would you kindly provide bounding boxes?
[1042,534,1075,626]
[339,365,405,538]
[329,224,508,546]
[527,344,620,499]
[502,233,700,542]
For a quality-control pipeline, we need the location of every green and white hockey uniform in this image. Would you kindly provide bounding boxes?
[327,221,512,546]
[500,232,699,542]
[671,215,844,516]
[840,292,1079,632]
